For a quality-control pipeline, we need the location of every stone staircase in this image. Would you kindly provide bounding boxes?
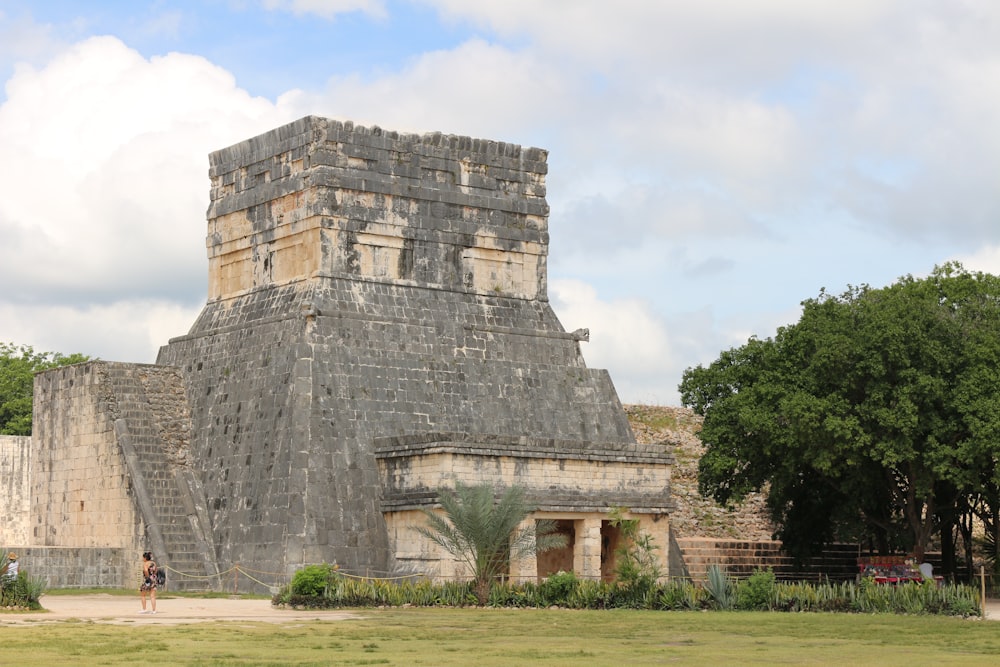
[674,537,861,582]
[100,363,219,591]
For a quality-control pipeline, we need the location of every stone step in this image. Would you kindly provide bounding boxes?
[104,364,217,591]
[674,539,863,583]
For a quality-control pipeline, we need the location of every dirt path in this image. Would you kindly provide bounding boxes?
[5,594,997,625]
[2,593,361,625]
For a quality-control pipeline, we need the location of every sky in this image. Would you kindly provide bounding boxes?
[1,1,999,406]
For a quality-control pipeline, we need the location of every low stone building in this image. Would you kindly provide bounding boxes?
[3,117,673,591]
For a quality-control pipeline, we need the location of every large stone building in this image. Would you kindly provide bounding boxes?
[2,117,673,592]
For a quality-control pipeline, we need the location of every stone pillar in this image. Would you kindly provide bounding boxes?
[574,517,603,580]
[638,516,671,580]
[510,518,538,583]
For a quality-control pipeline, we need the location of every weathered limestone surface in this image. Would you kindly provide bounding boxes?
[627,405,774,541]
[31,364,142,550]
[0,435,32,545]
[155,116,661,583]
[2,547,132,589]
[29,362,214,589]
[375,432,673,580]
[375,434,672,513]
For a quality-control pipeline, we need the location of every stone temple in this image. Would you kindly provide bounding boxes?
[1,117,674,591]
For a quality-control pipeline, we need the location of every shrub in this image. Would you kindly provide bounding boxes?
[290,563,336,597]
[945,594,979,618]
[566,578,610,609]
[735,568,776,611]
[653,580,701,610]
[0,571,46,610]
[539,570,578,605]
[273,563,981,617]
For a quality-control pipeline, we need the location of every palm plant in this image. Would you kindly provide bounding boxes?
[417,483,567,605]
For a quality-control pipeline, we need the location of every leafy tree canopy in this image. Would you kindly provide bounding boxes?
[679,263,1000,563]
[0,342,90,435]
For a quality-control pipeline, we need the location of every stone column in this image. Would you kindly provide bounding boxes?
[574,517,603,580]
[510,518,537,584]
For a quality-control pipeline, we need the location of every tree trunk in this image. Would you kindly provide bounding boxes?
[960,509,974,584]
[939,521,954,578]
[993,503,1000,575]
[474,577,490,606]
[903,468,934,562]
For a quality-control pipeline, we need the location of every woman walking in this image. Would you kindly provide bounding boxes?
[139,552,158,614]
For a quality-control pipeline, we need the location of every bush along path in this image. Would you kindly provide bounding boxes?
[272,565,981,617]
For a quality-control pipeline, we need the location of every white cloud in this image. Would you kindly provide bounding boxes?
[419,0,1000,247]
[0,35,301,358]
[950,245,1000,276]
[424,0,896,80]
[0,36,296,304]
[0,9,66,76]
[550,279,681,405]
[294,38,570,145]
[261,0,386,19]
[0,299,203,363]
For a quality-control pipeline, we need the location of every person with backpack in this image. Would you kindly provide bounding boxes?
[139,552,158,614]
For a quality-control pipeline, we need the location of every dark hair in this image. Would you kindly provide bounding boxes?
[143,552,152,560]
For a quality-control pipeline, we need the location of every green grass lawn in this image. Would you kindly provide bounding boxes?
[1,606,997,666]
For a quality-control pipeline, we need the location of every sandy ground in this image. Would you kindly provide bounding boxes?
[3,594,997,626]
[2,593,361,625]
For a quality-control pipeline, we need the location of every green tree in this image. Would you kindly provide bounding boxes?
[0,342,90,435]
[680,264,1000,568]
[417,483,568,605]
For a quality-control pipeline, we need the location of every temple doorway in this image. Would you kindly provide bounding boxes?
[536,519,575,577]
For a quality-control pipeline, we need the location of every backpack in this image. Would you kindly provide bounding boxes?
[149,561,165,587]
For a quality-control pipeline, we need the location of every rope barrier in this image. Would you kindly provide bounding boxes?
[232,565,288,577]
[334,570,428,582]
[154,562,435,592]
[154,564,288,593]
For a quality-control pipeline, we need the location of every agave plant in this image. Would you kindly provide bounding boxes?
[704,564,733,610]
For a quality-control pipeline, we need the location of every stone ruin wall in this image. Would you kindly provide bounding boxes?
[155,116,642,583]
[0,435,32,546]
[203,116,550,304]
[6,116,674,589]
[29,364,144,552]
[376,434,673,579]
[0,364,148,588]
[149,117,648,584]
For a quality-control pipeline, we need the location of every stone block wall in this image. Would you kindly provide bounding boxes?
[29,361,216,591]
[0,435,31,545]
[5,118,667,592]
[375,433,673,513]
[4,547,132,589]
[31,363,143,550]
[375,433,674,582]
[674,538,863,582]
[205,115,550,302]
